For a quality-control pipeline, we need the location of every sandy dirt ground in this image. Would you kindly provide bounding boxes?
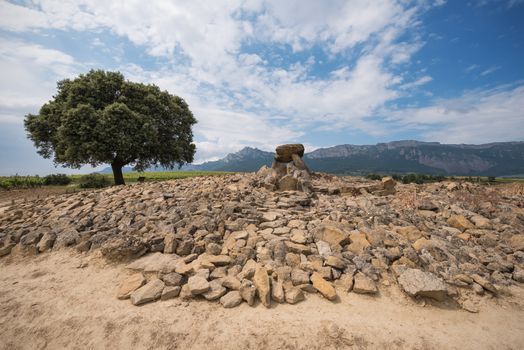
[1,251,523,350]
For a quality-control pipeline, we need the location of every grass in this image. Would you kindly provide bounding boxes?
[69,171,233,183]
[1,171,234,190]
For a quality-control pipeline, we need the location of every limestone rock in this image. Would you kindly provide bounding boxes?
[447,215,474,232]
[187,276,210,295]
[271,279,285,303]
[161,286,181,300]
[130,278,165,305]
[278,175,298,191]
[291,269,311,285]
[284,284,305,304]
[203,280,227,300]
[37,232,56,252]
[161,272,184,287]
[352,273,377,294]
[239,280,257,306]
[509,234,524,252]
[220,291,243,308]
[117,273,146,300]
[397,268,448,301]
[314,223,349,248]
[275,144,305,162]
[253,265,271,307]
[310,272,337,301]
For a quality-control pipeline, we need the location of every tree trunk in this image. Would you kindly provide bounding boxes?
[111,161,125,185]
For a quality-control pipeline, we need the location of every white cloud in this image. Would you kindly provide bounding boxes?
[387,84,524,143]
[480,66,501,76]
[0,38,80,114]
[0,0,519,173]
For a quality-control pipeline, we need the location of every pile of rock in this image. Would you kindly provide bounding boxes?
[262,144,312,192]
[1,170,523,310]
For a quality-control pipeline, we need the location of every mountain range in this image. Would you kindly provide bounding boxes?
[101,141,524,176]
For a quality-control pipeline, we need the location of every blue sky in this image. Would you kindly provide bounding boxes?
[0,0,523,175]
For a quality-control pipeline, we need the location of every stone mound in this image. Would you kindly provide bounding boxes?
[1,168,523,309]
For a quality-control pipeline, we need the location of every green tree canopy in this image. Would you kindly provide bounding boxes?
[24,70,197,185]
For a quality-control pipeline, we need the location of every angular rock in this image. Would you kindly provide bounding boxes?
[314,223,349,248]
[310,272,337,301]
[187,276,210,295]
[222,276,241,290]
[220,291,243,308]
[352,272,377,294]
[275,144,305,162]
[163,233,177,254]
[203,280,227,300]
[291,269,311,285]
[161,286,181,300]
[471,274,498,294]
[284,284,305,304]
[239,280,257,306]
[161,272,184,287]
[325,256,346,270]
[253,265,271,307]
[117,273,146,300]
[130,278,165,305]
[509,234,524,252]
[397,268,448,301]
[447,215,474,232]
[37,232,56,253]
[271,279,285,303]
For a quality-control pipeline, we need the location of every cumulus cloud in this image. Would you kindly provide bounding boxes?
[0,0,520,171]
[386,84,524,143]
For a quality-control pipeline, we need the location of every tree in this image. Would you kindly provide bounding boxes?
[24,70,197,185]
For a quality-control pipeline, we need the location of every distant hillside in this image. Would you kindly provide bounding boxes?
[193,140,524,176]
[99,141,524,176]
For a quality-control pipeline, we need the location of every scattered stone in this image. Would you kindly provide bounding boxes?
[37,232,56,253]
[220,291,243,308]
[325,255,346,270]
[240,280,257,306]
[161,272,184,287]
[284,284,305,304]
[203,280,227,300]
[130,279,165,305]
[117,273,146,300]
[222,276,241,290]
[161,286,181,300]
[271,279,285,303]
[461,299,479,313]
[509,234,524,252]
[187,276,210,295]
[353,272,378,294]
[397,268,448,301]
[471,274,498,295]
[310,272,337,301]
[291,269,311,285]
[253,265,271,308]
[447,215,474,232]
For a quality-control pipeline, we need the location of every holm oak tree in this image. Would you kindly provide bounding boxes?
[24,70,197,185]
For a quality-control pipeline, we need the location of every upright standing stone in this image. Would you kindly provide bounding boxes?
[253,265,271,307]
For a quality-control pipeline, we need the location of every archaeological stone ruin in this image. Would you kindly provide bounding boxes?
[0,143,523,310]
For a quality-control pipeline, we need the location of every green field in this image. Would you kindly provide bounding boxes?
[69,171,234,183]
[0,171,234,190]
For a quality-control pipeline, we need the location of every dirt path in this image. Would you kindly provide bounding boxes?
[1,251,523,350]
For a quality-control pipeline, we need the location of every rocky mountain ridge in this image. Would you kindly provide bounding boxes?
[193,140,524,176]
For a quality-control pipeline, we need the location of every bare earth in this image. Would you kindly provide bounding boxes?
[1,251,523,350]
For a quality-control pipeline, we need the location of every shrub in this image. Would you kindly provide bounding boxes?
[43,173,72,186]
[365,173,382,180]
[78,174,111,188]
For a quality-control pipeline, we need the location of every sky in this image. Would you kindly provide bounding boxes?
[0,0,523,175]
